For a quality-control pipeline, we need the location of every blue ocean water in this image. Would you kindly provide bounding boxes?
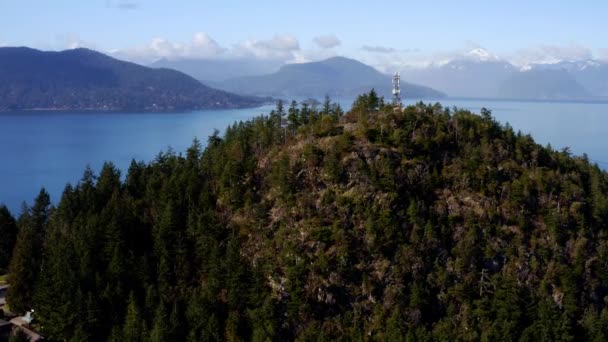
[0,99,606,213]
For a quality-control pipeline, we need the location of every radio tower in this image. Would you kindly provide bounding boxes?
[392,72,402,107]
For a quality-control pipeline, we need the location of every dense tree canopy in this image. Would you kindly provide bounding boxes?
[0,205,17,273]
[3,92,608,341]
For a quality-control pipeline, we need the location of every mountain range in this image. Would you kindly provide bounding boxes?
[158,57,447,99]
[405,49,516,99]
[498,68,592,100]
[526,60,608,97]
[151,57,283,83]
[2,46,607,110]
[405,48,608,100]
[154,50,608,101]
[0,47,265,112]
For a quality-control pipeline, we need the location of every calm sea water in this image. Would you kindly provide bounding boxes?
[1,99,607,214]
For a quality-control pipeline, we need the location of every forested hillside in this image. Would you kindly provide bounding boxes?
[0,47,264,112]
[3,92,608,341]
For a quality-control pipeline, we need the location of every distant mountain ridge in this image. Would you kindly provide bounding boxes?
[499,69,592,100]
[150,58,283,83]
[526,60,608,97]
[406,58,516,98]
[213,57,446,99]
[405,48,608,100]
[0,47,265,112]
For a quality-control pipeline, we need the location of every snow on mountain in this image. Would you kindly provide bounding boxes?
[465,48,500,62]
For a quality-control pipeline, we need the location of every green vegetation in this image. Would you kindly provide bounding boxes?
[0,205,17,274]
[0,274,7,286]
[4,92,608,340]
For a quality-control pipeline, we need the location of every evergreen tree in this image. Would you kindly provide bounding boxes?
[150,304,169,342]
[7,189,51,313]
[287,100,300,134]
[32,221,79,340]
[322,95,332,116]
[299,102,310,125]
[123,293,144,342]
[0,205,17,273]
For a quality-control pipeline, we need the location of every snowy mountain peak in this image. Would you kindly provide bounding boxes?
[465,48,500,62]
[517,59,606,73]
[573,60,602,70]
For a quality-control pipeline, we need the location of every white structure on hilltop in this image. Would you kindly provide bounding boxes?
[392,72,402,107]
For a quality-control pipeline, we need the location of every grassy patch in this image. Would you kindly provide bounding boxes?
[0,274,7,285]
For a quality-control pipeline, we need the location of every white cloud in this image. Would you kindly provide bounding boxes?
[599,49,608,62]
[360,47,433,72]
[313,35,341,49]
[366,42,604,73]
[57,33,97,50]
[288,49,340,64]
[112,33,303,64]
[115,32,226,62]
[105,0,140,10]
[233,35,300,60]
[361,45,397,54]
[366,41,509,72]
[105,34,608,73]
[189,32,226,56]
[408,42,594,68]
[511,44,594,66]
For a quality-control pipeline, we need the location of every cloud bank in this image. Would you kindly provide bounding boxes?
[58,33,97,50]
[314,35,341,49]
[113,33,304,63]
[364,42,606,72]
[512,44,594,66]
[115,33,226,62]
[233,35,300,60]
[60,31,608,73]
[361,45,397,54]
[106,0,140,10]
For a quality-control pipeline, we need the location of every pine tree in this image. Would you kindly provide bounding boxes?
[123,293,144,342]
[299,102,310,125]
[6,218,36,313]
[287,100,300,135]
[33,221,79,340]
[150,304,169,342]
[322,95,332,116]
[0,205,17,273]
[8,189,51,313]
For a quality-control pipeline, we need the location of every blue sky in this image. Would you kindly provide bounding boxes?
[2,0,607,69]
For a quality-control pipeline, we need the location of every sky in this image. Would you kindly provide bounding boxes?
[2,0,608,70]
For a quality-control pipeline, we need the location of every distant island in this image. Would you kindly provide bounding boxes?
[0,47,266,112]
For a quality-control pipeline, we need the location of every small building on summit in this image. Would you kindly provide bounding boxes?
[8,311,45,342]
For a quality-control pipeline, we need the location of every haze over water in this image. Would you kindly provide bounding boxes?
[1,99,607,213]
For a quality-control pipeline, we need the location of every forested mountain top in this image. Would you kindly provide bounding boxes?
[3,92,608,340]
[0,47,265,111]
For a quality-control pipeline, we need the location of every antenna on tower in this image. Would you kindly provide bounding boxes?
[392,72,402,108]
